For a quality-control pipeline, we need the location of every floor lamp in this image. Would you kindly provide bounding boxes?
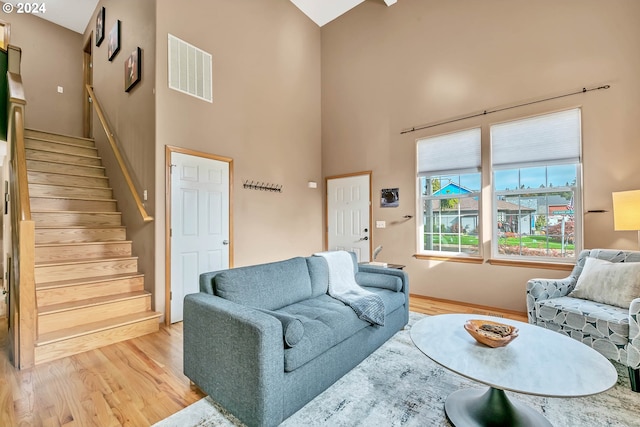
[612,190,640,250]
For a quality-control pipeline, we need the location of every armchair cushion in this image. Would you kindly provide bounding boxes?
[569,257,640,308]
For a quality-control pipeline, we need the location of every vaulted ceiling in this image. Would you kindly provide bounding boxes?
[2,0,398,33]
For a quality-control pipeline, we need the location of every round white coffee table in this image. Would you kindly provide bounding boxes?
[410,314,617,427]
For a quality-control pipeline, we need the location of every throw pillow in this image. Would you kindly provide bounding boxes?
[255,308,304,348]
[569,257,640,308]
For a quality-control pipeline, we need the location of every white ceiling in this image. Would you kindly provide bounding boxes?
[3,0,397,34]
[3,0,99,33]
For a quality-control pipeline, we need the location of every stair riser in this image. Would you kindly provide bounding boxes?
[29,184,113,199]
[35,258,138,283]
[35,318,159,365]
[26,149,102,166]
[28,171,109,188]
[27,160,106,177]
[37,276,144,307]
[25,129,95,147]
[32,212,122,227]
[36,242,132,263]
[38,295,151,335]
[26,139,97,157]
[30,198,117,212]
[35,227,127,244]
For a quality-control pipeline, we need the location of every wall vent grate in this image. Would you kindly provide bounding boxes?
[168,34,213,103]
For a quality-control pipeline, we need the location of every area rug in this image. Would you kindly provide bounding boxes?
[154,313,640,426]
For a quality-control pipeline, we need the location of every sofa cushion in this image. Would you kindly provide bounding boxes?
[214,257,312,310]
[569,257,640,308]
[306,256,329,297]
[279,295,368,372]
[535,296,629,342]
[279,288,406,372]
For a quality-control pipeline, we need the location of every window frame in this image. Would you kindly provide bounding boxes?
[416,127,483,259]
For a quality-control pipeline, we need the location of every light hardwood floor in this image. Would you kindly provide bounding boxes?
[0,296,526,426]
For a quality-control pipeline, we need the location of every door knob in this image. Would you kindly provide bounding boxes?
[222,240,229,245]
[361,236,368,241]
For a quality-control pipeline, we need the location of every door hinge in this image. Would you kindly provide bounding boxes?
[170,291,172,300]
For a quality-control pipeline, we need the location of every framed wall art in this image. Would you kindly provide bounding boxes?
[95,7,105,47]
[125,47,141,92]
[381,188,399,207]
[107,20,120,61]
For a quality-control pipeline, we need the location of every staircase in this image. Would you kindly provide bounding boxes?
[24,128,161,365]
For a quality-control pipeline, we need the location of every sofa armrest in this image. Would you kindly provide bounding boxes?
[525,276,576,324]
[628,298,640,369]
[183,293,285,427]
[356,265,409,295]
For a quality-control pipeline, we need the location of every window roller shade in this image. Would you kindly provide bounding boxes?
[491,108,581,170]
[417,128,481,176]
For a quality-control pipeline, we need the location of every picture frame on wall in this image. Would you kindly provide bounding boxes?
[125,47,142,92]
[107,20,121,61]
[95,7,105,47]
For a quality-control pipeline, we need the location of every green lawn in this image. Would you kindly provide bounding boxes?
[426,234,574,250]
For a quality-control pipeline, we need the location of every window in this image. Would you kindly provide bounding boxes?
[415,108,582,264]
[417,128,481,256]
[491,108,582,260]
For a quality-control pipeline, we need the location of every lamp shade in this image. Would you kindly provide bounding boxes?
[612,190,640,230]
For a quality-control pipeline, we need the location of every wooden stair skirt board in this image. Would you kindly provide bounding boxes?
[24,128,160,365]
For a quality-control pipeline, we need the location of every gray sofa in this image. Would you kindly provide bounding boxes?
[183,253,409,427]
[526,249,640,391]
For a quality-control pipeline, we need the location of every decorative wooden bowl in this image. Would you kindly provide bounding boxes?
[464,319,519,348]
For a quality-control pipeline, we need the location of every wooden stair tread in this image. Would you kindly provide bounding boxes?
[26,128,95,143]
[39,290,150,315]
[29,182,113,191]
[35,255,137,267]
[36,241,133,249]
[27,146,101,160]
[31,195,117,202]
[26,135,97,148]
[27,159,106,171]
[27,169,109,180]
[36,311,161,346]
[36,225,125,229]
[36,272,144,290]
[32,210,121,214]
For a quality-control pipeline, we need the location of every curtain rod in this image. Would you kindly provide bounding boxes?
[400,84,611,135]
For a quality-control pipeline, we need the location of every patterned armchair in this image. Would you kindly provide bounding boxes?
[526,249,640,391]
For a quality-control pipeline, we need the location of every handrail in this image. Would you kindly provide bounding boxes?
[85,84,153,222]
[8,72,30,220]
[7,67,36,369]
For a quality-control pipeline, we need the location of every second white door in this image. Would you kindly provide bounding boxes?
[326,173,372,262]
[170,151,230,323]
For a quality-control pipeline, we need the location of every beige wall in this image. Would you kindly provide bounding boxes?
[2,1,83,135]
[154,0,322,316]
[82,0,157,300]
[321,0,640,311]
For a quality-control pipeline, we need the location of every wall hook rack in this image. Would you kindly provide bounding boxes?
[243,180,283,193]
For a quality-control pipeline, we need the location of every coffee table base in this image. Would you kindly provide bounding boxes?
[445,387,552,427]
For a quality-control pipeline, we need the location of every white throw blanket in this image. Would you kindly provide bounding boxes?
[314,251,385,326]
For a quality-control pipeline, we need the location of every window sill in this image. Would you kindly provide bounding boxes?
[414,254,484,264]
[487,258,574,271]
[413,254,575,271]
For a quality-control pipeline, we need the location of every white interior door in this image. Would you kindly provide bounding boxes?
[327,173,371,262]
[170,152,230,323]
